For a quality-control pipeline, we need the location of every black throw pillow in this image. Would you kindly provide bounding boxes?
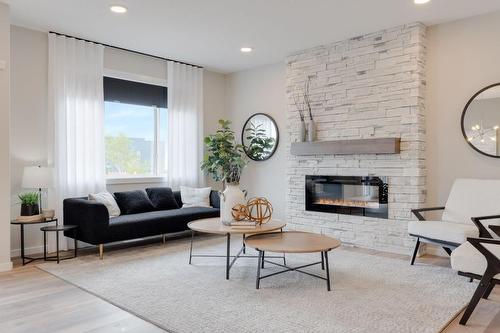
[145,187,180,210]
[113,190,155,215]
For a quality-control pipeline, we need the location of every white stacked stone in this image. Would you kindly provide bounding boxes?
[285,23,427,255]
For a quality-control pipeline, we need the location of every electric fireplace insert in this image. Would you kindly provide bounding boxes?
[305,175,388,219]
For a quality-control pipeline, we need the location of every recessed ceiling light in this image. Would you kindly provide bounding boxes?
[414,0,430,4]
[110,5,128,14]
[240,47,253,53]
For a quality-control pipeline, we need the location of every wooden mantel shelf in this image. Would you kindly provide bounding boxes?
[290,138,400,156]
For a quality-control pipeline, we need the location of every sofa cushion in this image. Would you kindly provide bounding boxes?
[113,190,155,215]
[146,187,179,210]
[180,186,211,208]
[451,241,500,278]
[107,207,220,242]
[88,191,121,217]
[408,220,479,245]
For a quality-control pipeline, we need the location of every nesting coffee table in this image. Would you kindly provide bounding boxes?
[187,217,286,280]
[245,231,341,291]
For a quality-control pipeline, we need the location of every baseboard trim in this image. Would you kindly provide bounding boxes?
[10,245,44,258]
[0,261,13,272]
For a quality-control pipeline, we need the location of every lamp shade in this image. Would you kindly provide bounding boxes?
[21,166,53,189]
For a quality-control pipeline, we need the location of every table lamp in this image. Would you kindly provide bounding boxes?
[21,166,53,211]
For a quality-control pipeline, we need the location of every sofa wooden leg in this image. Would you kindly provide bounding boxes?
[162,234,166,244]
[99,244,104,260]
[410,238,420,265]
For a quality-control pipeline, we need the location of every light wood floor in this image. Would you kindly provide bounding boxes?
[0,237,498,333]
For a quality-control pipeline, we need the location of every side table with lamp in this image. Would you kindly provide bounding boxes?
[12,165,76,265]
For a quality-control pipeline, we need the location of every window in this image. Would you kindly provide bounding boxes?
[103,77,168,179]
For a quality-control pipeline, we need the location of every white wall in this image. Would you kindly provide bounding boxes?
[225,63,286,219]
[9,25,226,256]
[426,11,500,206]
[10,26,48,257]
[0,3,12,271]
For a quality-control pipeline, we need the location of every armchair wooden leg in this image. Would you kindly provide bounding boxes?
[410,238,420,265]
[99,244,104,260]
[482,282,496,300]
[460,269,495,325]
[162,234,166,244]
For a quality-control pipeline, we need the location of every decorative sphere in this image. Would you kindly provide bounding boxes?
[246,197,273,224]
[231,204,249,221]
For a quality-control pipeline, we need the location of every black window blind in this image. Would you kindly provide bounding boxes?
[104,76,167,108]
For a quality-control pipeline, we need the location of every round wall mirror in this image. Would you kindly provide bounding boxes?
[461,83,500,158]
[242,113,279,161]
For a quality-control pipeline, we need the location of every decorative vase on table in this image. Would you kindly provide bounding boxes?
[299,121,307,142]
[307,120,316,142]
[220,183,247,225]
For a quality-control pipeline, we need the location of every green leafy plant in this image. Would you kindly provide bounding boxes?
[201,119,247,184]
[244,122,275,160]
[18,192,39,206]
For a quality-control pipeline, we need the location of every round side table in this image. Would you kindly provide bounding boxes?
[11,218,58,265]
[40,225,78,263]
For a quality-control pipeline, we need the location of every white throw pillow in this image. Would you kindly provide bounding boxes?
[89,191,121,217]
[180,186,211,208]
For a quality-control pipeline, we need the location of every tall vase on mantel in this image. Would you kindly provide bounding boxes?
[299,121,306,142]
[220,183,247,225]
[307,120,316,142]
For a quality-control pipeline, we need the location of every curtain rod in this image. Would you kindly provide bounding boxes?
[49,31,203,69]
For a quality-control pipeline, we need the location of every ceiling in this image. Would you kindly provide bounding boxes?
[7,0,500,73]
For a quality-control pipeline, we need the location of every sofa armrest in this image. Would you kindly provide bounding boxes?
[471,215,500,238]
[63,198,110,244]
[411,206,445,221]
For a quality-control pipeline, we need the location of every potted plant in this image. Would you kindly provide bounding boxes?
[201,119,247,223]
[19,192,40,216]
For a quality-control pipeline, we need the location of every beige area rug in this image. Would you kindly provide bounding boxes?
[38,236,477,333]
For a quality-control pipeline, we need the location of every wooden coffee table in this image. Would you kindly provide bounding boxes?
[245,231,341,291]
[188,217,286,280]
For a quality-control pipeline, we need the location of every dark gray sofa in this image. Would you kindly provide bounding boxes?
[63,188,220,258]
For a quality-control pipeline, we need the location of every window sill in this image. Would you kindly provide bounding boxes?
[106,176,166,185]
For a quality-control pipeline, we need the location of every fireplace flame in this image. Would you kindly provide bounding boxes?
[314,198,380,209]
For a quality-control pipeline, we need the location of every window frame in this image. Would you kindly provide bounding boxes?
[103,70,168,184]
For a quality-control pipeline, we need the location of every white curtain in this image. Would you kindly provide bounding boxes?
[48,34,106,248]
[166,61,204,187]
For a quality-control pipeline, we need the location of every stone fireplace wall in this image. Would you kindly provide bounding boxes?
[285,23,426,254]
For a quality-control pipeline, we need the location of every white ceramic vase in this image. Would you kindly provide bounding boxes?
[307,120,316,142]
[299,121,306,142]
[219,183,246,224]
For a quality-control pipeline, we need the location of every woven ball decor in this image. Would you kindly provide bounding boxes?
[231,204,250,221]
[246,197,273,225]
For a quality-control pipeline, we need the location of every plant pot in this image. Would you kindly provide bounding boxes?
[20,204,39,216]
[219,183,247,225]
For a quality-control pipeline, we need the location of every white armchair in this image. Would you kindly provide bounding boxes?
[408,178,500,265]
